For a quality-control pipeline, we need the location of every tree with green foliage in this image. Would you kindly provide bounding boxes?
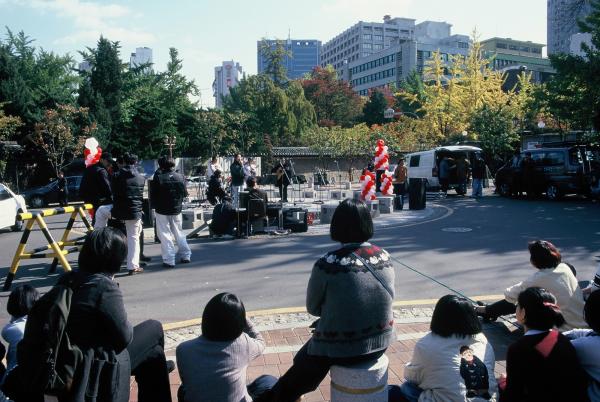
[301,66,364,127]
[363,90,391,127]
[258,39,290,87]
[394,70,426,118]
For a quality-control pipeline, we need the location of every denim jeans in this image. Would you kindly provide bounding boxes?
[472,178,483,197]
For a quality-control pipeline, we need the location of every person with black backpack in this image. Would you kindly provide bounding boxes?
[5,228,173,402]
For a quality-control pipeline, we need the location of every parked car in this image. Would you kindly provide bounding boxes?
[405,145,484,194]
[21,176,83,208]
[0,183,27,232]
[494,145,598,200]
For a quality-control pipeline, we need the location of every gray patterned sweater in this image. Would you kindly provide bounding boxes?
[306,243,396,357]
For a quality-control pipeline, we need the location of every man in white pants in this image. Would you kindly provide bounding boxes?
[110,154,146,275]
[150,156,191,268]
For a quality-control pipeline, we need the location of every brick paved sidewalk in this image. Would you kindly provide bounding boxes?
[130,312,520,402]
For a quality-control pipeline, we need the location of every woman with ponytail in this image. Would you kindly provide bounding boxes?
[500,287,589,402]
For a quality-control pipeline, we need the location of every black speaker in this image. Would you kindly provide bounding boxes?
[239,191,250,208]
[282,207,308,232]
[409,178,426,210]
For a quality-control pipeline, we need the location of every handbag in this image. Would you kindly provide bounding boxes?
[352,252,394,298]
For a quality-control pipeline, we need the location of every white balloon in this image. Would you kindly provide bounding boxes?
[84,137,98,151]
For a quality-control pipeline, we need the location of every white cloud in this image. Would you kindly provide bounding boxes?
[10,0,155,46]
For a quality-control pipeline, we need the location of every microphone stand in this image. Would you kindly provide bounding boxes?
[289,159,303,203]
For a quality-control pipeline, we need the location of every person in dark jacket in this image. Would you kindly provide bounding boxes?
[150,156,191,268]
[230,153,245,207]
[111,154,146,275]
[209,196,237,236]
[500,287,589,402]
[471,156,486,198]
[79,153,113,222]
[64,227,173,402]
[271,159,291,202]
[57,171,69,206]
[207,170,227,205]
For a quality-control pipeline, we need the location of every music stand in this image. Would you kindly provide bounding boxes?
[289,160,304,203]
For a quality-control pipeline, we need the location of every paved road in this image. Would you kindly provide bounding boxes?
[0,194,598,325]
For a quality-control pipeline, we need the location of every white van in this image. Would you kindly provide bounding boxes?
[405,146,483,194]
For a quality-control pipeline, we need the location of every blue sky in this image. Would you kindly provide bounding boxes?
[1,0,548,107]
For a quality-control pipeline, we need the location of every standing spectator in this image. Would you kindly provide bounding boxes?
[66,227,173,402]
[521,152,536,198]
[565,290,600,401]
[438,156,454,194]
[500,287,589,402]
[476,240,587,330]
[207,170,227,205]
[263,199,395,401]
[56,171,68,206]
[455,154,471,195]
[1,285,39,373]
[471,155,486,198]
[243,157,258,180]
[111,154,146,275]
[177,293,276,402]
[389,295,497,402]
[150,157,191,268]
[79,152,113,223]
[230,154,245,207]
[206,156,221,179]
[392,158,408,210]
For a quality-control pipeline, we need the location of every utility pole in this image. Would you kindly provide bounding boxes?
[164,135,177,159]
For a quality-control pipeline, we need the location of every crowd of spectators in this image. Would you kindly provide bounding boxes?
[0,199,598,401]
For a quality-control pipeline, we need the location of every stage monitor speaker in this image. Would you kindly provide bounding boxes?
[408,178,426,210]
[282,207,308,232]
[239,191,250,209]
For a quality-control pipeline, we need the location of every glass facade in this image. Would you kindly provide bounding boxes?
[257,39,321,79]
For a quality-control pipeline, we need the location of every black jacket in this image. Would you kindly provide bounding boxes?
[111,166,145,221]
[230,161,245,186]
[150,168,187,215]
[472,158,487,180]
[210,201,236,235]
[64,271,132,402]
[80,164,112,208]
[207,176,226,205]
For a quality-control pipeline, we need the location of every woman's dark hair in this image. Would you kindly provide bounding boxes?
[7,284,39,318]
[518,287,565,330]
[202,293,246,341]
[246,176,257,188]
[430,295,482,338]
[158,157,175,170]
[330,199,373,244]
[584,290,600,333]
[124,153,138,165]
[78,227,127,274]
[528,240,561,269]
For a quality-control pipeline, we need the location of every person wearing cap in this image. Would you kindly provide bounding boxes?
[80,151,113,224]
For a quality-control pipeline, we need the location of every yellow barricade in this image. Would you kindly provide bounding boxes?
[3,204,94,291]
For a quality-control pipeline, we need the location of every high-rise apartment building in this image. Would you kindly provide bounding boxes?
[481,38,554,85]
[257,39,321,79]
[213,61,243,109]
[130,47,153,70]
[547,0,592,55]
[335,18,470,95]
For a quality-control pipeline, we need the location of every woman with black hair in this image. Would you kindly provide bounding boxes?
[1,285,39,373]
[476,240,586,330]
[64,227,173,402]
[390,295,497,402]
[263,199,395,402]
[500,287,589,402]
[565,290,600,401]
[176,292,275,402]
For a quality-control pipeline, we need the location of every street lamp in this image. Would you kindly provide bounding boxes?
[164,135,177,159]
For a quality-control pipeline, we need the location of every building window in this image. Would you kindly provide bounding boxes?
[363,43,372,49]
[363,52,371,57]
[520,46,530,52]
[374,35,383,41]
[509,45,518,50]
[374,44,383,51]
[386,28,398,34]
[458,42,469,49]
[496,43,507,49]
[363,34,372,40]
[363,26,372,31]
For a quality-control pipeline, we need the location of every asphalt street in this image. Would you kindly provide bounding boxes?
[0,194,598,325]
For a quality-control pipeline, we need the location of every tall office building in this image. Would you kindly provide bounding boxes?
[337,19,470,95]
[257,39,321,79]
[481,38,554,86]
[129,47,153,70]
[213,61,243,109]
[548,0,592,55]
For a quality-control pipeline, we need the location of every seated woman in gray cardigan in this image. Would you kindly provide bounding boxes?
[259,199,396,402]
[176,293,276,402]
